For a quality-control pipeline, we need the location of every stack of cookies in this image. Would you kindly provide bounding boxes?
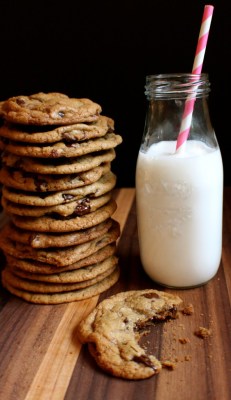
[0,92,122,304]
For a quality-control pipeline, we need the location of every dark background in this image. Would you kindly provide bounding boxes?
[0,0,230,187]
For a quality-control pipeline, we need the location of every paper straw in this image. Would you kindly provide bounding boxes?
[175,5,214,151]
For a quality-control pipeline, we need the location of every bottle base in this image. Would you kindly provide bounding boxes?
[150,276,216,290]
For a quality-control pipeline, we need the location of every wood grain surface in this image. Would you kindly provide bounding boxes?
[0,188,231,400]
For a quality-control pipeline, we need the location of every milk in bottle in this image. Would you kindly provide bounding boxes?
[136,74,223,288]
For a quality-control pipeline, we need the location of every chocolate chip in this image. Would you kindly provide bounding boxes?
[73,198,90,216]
[142,293,160,299]
[16,98,26,106]
[62,193,75,201]
[134,320,151,333]
[35,178,48,192]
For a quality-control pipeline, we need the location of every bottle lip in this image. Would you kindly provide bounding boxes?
[146,72,209,79]
[145,73,211,100]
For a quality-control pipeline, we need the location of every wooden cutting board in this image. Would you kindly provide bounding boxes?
[0,188,231,400]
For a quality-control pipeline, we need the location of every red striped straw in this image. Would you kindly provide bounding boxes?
[175,5,214,151]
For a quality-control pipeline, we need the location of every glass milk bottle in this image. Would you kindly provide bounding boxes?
[136,73,223,288]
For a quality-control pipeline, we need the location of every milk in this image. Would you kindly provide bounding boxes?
[136,140,223,288]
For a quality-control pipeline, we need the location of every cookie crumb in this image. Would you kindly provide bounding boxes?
[194,326,212,339]
[184,355,191,361]
[182,303,194,315]
[162,360,177,370]
[179,337,190,344]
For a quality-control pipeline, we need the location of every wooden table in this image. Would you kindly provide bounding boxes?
[0,188,231,400]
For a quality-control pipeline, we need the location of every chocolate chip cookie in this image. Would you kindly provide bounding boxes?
[77,289,182,380]
[1,92,102,125]
[2,149,116,175]
[0,163,110,191]
[2,265,120,304]
[0,115,113,143]
[2,171,116,206]
[0,132,122,158]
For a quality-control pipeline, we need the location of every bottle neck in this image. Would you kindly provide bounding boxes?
[140,73,218,151]
[145,73,210,101]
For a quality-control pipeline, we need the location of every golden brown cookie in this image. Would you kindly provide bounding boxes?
[2,192,111,217]
[77,289,182,380]
[2,265,120,304]
[5,243,116,274]
[0,163,110,192]
[2,259,118,293]
[0,115,113,143]
[11,199,117,232]
[0,132,122,158]
[2,149,116,175]
[0,219,120,266]
[1,93,102,125]
[2,171,116,206]
[2,219,113,248]
[8,255,118,283]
